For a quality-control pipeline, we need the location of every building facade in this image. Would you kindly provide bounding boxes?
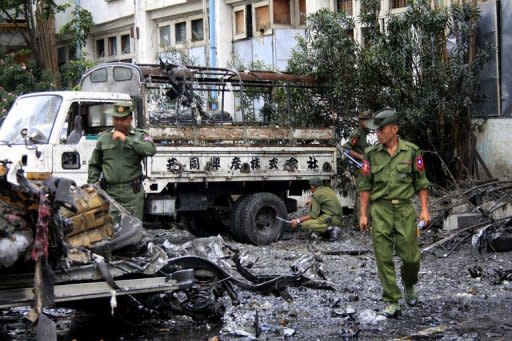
[53,0,511,177]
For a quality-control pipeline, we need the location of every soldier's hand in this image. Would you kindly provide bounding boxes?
[419,210,430,226]
[290,218,300,230]
[112,130,126,142]
[359,215,368,233]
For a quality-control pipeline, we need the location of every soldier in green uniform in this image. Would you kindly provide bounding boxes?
[358,108,430,317]
[88,101,156,221]
[343,110,372,162]
[290,178,343,242]
[343,110,371,227]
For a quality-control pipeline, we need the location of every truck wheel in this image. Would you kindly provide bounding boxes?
[239,193,286,245]
[230,195,251,243]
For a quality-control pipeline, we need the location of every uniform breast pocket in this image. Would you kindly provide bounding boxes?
[371,164,385,182]
[100,143,116,161]
[396,163,412,181]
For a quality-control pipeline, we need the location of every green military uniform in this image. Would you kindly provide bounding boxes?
[358,138,429,304]
[88,102,156,221]
[343,126,369,156]
[301,185,343,233]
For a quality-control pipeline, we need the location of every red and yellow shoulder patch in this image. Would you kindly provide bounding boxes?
[361,160,371,176]
[415,155,425,172]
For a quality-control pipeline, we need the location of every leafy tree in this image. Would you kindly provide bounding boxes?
[288,0,492,185]
[0,47,55,119]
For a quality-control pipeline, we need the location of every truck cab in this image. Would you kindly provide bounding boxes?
[0,91,132,184]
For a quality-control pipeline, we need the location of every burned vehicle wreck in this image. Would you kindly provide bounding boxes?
[0,159,332,339]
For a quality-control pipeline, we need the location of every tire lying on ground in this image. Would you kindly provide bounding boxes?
[237,192,286,245]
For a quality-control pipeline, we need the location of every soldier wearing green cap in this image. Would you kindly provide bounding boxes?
[88,101,156,221]
[358,108,430,317]
[290,177,344,242]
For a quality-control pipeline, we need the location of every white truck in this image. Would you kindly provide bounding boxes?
[0,62,337,245]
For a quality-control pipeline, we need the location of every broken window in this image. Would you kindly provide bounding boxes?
[191,18,204,42]
[391,0,407,9]
[337,0,353,16]
[108,36,117,56]
[159,25,171,48]
[254,3,270,34]
[175,21,187,44]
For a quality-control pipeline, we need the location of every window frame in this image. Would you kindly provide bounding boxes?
[94,31,132,62]
[253,1,271,36]
[233,5,247,40]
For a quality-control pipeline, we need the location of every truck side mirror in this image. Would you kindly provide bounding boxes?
[19,128,42,158]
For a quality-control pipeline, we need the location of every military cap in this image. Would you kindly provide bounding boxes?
[357,110,372,120]
[309,177,323,187]
[105,101,133,117]
[365,108,399,130]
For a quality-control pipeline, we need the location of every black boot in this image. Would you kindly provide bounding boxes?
[327,226,341,242]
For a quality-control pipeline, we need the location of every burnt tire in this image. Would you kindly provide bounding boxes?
[239,192,286,245]
[230,195,251,243]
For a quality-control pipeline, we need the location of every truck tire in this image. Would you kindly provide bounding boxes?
[239,193,286,245]
[230,195,251,243]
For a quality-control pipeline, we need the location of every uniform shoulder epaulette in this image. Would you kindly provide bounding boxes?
[402,140,420,151]
[134,128,149,134]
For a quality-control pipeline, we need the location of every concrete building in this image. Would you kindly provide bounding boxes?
[49,1,512,177]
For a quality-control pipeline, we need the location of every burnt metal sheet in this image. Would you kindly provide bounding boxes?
[501,0,512,116]
[476,1,499,116]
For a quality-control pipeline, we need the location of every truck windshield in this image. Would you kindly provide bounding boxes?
[0,95,62,145]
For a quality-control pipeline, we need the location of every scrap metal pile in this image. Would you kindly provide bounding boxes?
[0,159,333,339]
[422,179,512,256]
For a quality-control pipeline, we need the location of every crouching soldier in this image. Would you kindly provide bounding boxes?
[290,178,343,242]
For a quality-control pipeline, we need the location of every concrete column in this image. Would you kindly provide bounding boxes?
[215,0,235,115]
[134,0,157,63]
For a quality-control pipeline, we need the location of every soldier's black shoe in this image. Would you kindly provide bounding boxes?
[404,286,418,306]
[327,226,341,242]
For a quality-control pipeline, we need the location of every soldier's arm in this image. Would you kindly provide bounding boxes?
[418,189,430,224]
[360,191,370,232]
[125,133,157,157]
[87,144,102,184]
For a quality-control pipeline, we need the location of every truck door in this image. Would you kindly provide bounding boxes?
[52,101,114,185]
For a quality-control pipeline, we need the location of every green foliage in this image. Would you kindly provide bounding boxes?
[0,48,55,119]
[59,5,93,48]
[60,54,94,89]
[288,0,492,184]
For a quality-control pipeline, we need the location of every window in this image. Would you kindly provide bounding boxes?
[121,34,131,54]
[273,0,291,25]
[108,36,117,56]
[391,0,407,9]
[113,67,132,81]
[175,21,186,44]
[191,18,204,42]
[90,69,107,83]
[234,7,245,36]
[255,3,270,33]
[96,39,105,58]
[160,25,171,48]
[337,0,353,16]
[298,0,306,25]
